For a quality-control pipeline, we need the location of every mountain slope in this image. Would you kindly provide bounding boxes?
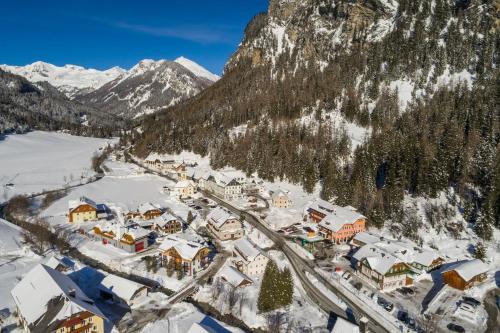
[0,61,125,98]
[77,58,218,118]
[132,0,498,226]
[0,69,123,136]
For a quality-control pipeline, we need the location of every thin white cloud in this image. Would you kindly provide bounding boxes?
[88,16,237,44]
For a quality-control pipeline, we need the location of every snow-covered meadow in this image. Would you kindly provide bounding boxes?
[0,131,114,200]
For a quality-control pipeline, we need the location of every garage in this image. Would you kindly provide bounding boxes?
[135,241,144,252]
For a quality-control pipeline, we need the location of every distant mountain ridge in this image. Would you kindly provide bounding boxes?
[1,57,219,118]
[0,61,126,98]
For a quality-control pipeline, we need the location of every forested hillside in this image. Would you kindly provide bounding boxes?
[0,69,124,137]
[131,0,499,234]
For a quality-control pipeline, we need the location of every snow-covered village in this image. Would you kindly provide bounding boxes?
[0,1,499,333]
[0,129,498,333]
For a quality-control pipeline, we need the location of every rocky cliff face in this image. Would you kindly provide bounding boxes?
[133,0,498,223]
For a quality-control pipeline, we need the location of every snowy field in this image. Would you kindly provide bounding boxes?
[0,219,46,311]
[0,131,114,200]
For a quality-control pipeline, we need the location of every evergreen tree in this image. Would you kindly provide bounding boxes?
[473,242,487,261]
[258,260,294,313]
[475,203,493,241]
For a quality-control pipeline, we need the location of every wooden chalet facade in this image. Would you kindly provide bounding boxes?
[442,259,489,290]
[159,236,210,276]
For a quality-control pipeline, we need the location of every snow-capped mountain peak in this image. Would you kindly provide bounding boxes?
[0,61,126,98]
[175,56,220,82]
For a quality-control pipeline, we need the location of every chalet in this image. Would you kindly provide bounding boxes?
[159,235,210,276]
[68,197,98,223]
[99,274,148,306]
[204,173,243,200]
[317,206,366,244]
[305,199,336,222]
[232,238,269,277]
[138,202,162,220]
[218,265,253,288]
[151,213,182,234]
[442,259,489,290]
[11,264,106,333]
[206,207,244,241]
[173,180,197,198]
[271,190,292,208]
[353,244,413,290]
[92,224,152,253]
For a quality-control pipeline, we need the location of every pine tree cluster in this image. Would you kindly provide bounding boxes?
[257,260,294,313]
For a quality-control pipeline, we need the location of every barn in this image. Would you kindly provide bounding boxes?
[441,259,489,290]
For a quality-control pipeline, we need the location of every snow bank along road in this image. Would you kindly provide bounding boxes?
[130,155,401,332]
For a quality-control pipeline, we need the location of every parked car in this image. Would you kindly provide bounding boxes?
[384,302,394,312]
[407,317,416,330]
[447,323,465,333]
[342,272,351,280]
[462,296,481,307]
[377,297,387,306]
[402,286,415,295]
[459,303,475,314]
[397,311,409,322]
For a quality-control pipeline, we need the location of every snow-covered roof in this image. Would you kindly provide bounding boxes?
[207,173,241,187]
[144,153,176,163]
[159,235,207,260]
[99,274,147,303]
[45,256,75,271]
[318,206,365,232]
[97,222,151,241]
[233,238,261,263]
[207,207,239,228]
[272,190,290,200]
[444,259,489,281]
[353,244,403,275]
[175,180,195,188]
[352,232,381,245]
[68,196,97,211]
[152,213,179,227]
[307,198,336,215]
[138,202,160,214]
[218,265,253,288]
[11,264,104,327]
[331,317,359,333]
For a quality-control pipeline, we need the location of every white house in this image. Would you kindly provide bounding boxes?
[271,190,292,208]
[206,207,244,241]
[99,274,148,306]
[232,238,269,277]
[173,180,197,198]
[204,173,243,200]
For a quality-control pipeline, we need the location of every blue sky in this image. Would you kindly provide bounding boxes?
[0,0,268,74]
